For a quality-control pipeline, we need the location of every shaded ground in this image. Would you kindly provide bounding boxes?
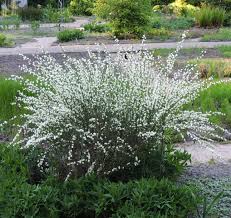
[184,163,231,179]
[0,46,226,75]
[0,52,90,75]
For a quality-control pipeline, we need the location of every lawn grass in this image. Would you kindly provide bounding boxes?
[217,45,231,58]
[189,82,231,128]
[0,77,24,121]
[153,47,203,57]
[202,28,231,41]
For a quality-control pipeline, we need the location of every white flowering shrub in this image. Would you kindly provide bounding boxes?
[12,42,224,179]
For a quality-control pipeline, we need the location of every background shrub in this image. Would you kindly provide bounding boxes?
[203,0,231,11]
[28,0,71,7]
[151,0,173,5]
[57,29,84,42]
[151,14,195,30]
[42,6,73,23]
[69,0,95,16]
[94,0,152,38]
[17,7,43,21]
[0,15,21,30]
[224,11,231,27]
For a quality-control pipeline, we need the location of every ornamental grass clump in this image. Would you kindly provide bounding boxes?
[10,40,225,180]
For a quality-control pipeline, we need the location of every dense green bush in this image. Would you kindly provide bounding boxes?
[57,29,84,42]
[94,0,152,38]
[195,5,226,28]
[69,0,95,15]
[17,7,43,21]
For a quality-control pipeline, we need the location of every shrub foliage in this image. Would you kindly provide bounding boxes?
[94,0,152,38]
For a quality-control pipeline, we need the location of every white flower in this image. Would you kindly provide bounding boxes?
[10,41,225,179]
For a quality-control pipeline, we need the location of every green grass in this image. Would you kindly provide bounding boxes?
[202,28,231,42]
[0,77,24,121]
[153,47,203,57]
[189,82,231,128]
[217,45,231,58]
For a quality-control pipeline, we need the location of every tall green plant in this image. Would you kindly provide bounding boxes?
[195,5,226,28]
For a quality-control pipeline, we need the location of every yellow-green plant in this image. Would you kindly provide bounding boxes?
[168,0,198,16]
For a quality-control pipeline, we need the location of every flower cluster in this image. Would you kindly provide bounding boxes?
[12,42,224,179]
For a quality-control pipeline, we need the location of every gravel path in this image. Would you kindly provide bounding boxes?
[178,142,231,179]
[1,38,231,56]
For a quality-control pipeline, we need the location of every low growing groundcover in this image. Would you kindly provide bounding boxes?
[0,143,200,218]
